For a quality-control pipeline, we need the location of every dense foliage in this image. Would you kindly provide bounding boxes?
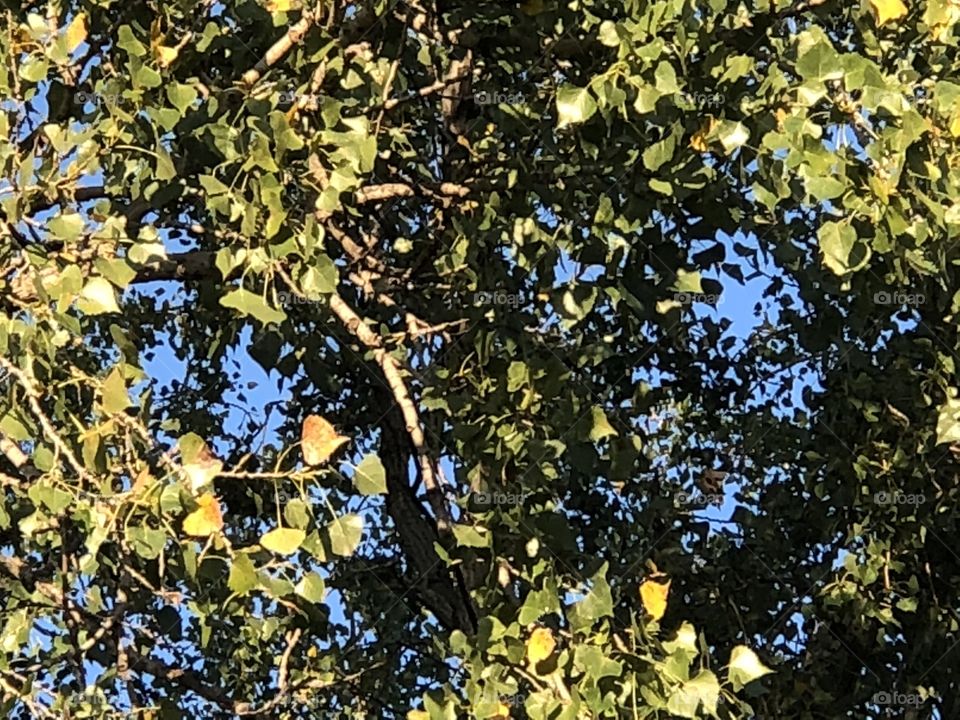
[2,0,960,717]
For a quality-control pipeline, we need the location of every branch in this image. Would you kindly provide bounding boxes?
[0,432,31,470]
[0,357,93,485]
[241,11,318,86]
[274,267,451,529]
[326,291,450,529]
[354,182,470,204]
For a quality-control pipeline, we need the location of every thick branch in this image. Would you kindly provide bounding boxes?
[326,291,451,530]
[241,12,317,86]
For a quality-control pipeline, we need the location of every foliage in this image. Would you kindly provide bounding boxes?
[2,0,960,717]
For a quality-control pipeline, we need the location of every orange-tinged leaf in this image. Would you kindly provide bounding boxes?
[640,576,671,620]
[301,415,349,466]
[182,493,224,536]
[183,443,223,492]
[689,116,717,152]
[526,627,556,664]
[154,45,179,68]
[869,0,908,26]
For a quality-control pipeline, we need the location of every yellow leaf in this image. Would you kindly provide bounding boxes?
[154,45,179,68]
[182,493,224,537]
[266,0,299,10]
[950,112,960,138]
[689,116,717,152]
[261,527,306,555]
[526,627,556,664]
[640,576,671,621]
[64,12,87,53]
[301,415,349,466]
[493,702,511,718]
[406,712,429,720]
[150,17,179,68]
[869,0,908,26]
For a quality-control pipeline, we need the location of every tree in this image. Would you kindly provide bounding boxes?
[1,0,959,717]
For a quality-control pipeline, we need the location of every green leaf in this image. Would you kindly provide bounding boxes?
[77,277,121,314]
[125,526,167,560]
[326,513,363,556]
[573,645,622,681]
[589,406,619,442]
[19,57,49,83]
[48,212,85,241]
[805,175,847,201]
[295,572,325,603]
[642,131,677,172]
[570,563,614,630]
[353,454,387,495]
[674,269,703,294]
[667,670,720,718]
[101,366,130,414]
[728,645,774,690]
[220,288,287,325]
[796,40,843,82]
[717,120,750,153]
[28,482,73,513]
[936,394,960,445]
[261,527,306,555]
[301,255,338,296]
[284,499,311,529]
[556,86,597,127]
[654,62,680,93]
[167,82,198,115]
[453,524,491,548]
[228,553,259,595]
[117,25,147,56]
[94,258,137,289]
[818,221,869,275]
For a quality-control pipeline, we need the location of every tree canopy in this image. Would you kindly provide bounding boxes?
[2,0,960,717]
